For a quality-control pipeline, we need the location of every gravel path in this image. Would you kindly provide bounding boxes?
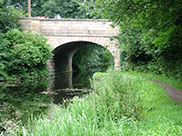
[150,80,182,101]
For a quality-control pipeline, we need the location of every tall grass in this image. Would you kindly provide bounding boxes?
[4,71,182,136]
[92,71,142,120]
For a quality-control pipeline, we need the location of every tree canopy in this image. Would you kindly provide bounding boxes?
[86,0,182,77]
[0,0,23,33]
[6,0,92,18]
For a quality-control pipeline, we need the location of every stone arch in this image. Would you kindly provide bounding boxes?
[47,36,120,71]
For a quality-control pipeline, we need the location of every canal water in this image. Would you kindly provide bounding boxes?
[0,71,92,132]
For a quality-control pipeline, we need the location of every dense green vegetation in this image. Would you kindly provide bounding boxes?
[0,29,52,80]
[86,0,182,78]
[72,45,114,87]
[6,71,182,135]
[2,0,181,78]
[0,0,23,33]
[5,0,92,18]
[73,45,113,73]
[1,0,113,79]
[0,0,52,80]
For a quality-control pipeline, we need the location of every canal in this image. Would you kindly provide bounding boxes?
[0,71,92,133]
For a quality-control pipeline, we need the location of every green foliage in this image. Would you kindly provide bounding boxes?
[88,0,182,77]
[72,45,114,87]
[38,0,92,18]
[0,29,52,79]
[128,71,182,90]
[3,0,49,17]
[92,71,142,120]
[0,0,52,79]
[73,45,113,73]
[7,0,93,18]
[0,0,23,33]
[9,71,141,135]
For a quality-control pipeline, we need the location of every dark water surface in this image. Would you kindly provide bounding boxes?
[0,72,92,132]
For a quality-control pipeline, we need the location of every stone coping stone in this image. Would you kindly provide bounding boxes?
[19,17,109,22]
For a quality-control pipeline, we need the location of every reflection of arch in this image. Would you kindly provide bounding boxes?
[47,36,120,71]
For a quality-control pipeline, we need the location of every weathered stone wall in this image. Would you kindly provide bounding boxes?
[19,17,120,71]
[19,18,119,36]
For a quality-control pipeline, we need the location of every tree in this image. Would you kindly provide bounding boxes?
[87,0,182,77]
[0,0,23,33]
[7,0,92,18]
[39,0,93,18]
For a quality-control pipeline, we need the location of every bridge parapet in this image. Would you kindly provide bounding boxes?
[19,17,119,37]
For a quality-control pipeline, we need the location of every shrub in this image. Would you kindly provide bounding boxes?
[0,29,52,79]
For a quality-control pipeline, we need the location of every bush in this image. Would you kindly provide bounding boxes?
[0,29,52,79]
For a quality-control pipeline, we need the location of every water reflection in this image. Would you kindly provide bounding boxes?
[54,71,73,89]
[0,79,52,131]
[49,71,92,104]
[0,71,91,132]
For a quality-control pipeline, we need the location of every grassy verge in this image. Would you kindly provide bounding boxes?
[122,72,182,135]
[124,71,182,90]
[5,71,182,136]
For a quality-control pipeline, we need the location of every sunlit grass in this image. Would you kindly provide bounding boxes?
[123,72,182,135]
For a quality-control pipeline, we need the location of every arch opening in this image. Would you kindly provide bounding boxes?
[72,43,114,88]
[53,41,116,73]
[50,41,116,88]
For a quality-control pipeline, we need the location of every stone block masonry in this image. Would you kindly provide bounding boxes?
[19,17,120,73]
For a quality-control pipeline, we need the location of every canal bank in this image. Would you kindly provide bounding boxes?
[2,71,182,135]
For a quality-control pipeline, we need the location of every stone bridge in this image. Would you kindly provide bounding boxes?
[19,18,120,78]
